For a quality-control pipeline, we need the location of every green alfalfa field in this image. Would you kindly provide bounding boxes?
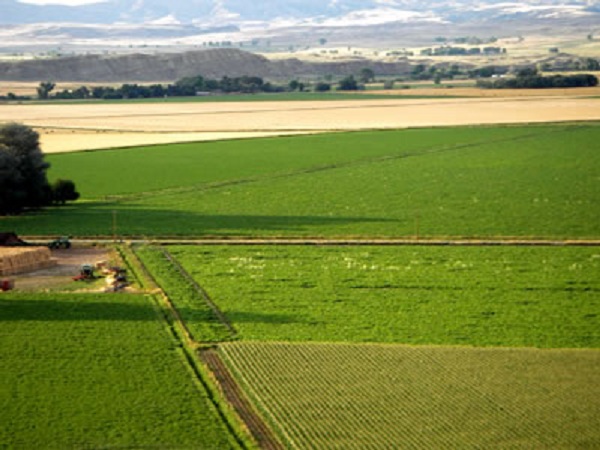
[135,244,600,449]
[0,292,244,449]
[2,122,599,449]
[3,122,599,238]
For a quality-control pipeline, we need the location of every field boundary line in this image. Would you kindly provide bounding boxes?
[23,237,600,246]
[129,246,198,347]
[131,246,254,449]
[200,347,285,450]
[160,247,238,338]
[219,344,298,449]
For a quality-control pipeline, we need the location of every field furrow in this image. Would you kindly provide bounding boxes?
[219,342,600,449]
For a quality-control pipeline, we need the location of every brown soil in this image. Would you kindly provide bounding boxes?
[10,246,113,291]
[199,347,283,450]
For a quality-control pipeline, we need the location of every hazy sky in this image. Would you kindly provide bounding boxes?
[19,0,107,5]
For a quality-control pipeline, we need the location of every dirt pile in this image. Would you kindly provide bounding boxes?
[0,48,412,82]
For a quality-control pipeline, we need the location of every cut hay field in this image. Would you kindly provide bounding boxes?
[220,342,600,449]
[4,123,598,239]
[0,292,241,449]
[0,94,599,153]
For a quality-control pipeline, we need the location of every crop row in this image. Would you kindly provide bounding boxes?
[219,341,600,449]
[169,245,600,347]
[0,292,239,449]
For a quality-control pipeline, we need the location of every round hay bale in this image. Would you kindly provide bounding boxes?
[0,247,56,276]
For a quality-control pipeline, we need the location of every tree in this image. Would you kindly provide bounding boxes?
[585,58,600,71]
[337,75,359,91]
[0,123,50,214]
[288,80,305,92]
[314,82,331,92]
[359,68,375,83]
[37,82,55,100]
[51,179,80,205]
[0,123,79,214]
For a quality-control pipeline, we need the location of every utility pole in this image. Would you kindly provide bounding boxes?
[112,210,117,243]
[415,210,420,240]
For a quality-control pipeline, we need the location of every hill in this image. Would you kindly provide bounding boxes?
[0,48,412,82]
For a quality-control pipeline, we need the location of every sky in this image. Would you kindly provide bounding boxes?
[19,0,107,5]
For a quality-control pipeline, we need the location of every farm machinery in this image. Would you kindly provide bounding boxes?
[72,261,129,291]
[48,236,71,249]
[73,264,96,281]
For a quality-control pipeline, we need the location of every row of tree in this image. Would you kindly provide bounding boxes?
[477,69,599,89]
[420,46,506,57]
[0,123,79,215]
[6,73,377,101]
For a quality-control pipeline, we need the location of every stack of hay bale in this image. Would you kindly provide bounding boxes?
[0,247,56,276]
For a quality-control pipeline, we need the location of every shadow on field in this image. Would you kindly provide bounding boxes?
[0,297,156,322]
[4,203,399,236]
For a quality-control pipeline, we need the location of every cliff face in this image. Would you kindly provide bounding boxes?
[0,49,412,82]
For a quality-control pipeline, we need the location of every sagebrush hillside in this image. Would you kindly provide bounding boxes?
[0,48,412,82]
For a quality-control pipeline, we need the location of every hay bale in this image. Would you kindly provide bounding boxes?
[0,247,56,275]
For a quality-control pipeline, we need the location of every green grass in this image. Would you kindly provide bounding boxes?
[168,245,600,347]
[4,123,599,238]
[0,292,240,449]
[220,342,600,449]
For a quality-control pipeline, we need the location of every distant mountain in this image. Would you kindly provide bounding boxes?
[3,0,598,26]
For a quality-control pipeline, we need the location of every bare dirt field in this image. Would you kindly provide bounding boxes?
[1,91,599,153]
[8,246,114,291]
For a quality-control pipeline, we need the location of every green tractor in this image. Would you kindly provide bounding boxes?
[48,236,71,250]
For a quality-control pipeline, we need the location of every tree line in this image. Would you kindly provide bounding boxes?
[477,69,599,89]
[0,123,79,215]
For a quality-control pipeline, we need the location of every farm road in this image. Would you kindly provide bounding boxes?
[29,238,600,246]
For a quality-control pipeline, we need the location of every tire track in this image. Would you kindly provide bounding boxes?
[160,247,237,338]
[200,347,284,450]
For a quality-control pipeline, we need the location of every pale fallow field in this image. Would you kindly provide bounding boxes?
[1,89,599,153]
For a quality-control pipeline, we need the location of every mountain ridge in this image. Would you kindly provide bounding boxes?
[4,0,598,26]
[0,47,415,82]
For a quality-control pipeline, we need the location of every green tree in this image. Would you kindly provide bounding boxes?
[288,80,305,92]
[338,75,359,91]
[314,82,331,92]
[51,179,80,205]
[0,123,51,214]
[36,81,55,100]
[359,68,375,83]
